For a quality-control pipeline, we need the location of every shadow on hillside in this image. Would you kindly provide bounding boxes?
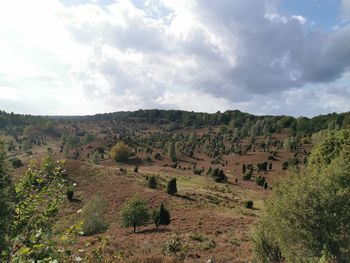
[123,157,143,165]
[70,197,82,203]
[175,194,195,202]
[137,227,171,234]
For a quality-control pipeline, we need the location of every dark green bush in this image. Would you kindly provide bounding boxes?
[166,178,177,195]
[148,176,157,189]
[244,200,253,209]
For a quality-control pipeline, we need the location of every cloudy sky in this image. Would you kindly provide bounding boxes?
[0,0,350,116]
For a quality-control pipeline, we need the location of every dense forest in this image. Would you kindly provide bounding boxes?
[2,109,350,136]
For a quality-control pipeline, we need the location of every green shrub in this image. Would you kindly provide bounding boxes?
[161,234,182,255]
[66,188,74,201]
[166,178,177,195]
[134,165,139,173]
[0,140,14,253]
[282,161,289,170]
[243,170,252,180]
[90,151,101,165]
[110,142,133,162]
[203,240,216,250]
[81,195,108,236]
[263,181,268,190]
[244,200,253,209]
[148,176,157,189]
[256,176,266,186]
[153,203,171,227]
[11,158,23,168]
[190,233,208,242]
[170,162,178,169]
[154,153,162,160]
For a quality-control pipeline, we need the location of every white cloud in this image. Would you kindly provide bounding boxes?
[341,0,350,19]
[0,0,350,116]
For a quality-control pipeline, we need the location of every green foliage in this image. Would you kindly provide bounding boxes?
[154,152,162,160]
[120,196,150,233]
[11,157,23,168]
[66,134,80,148]
[21,139,32,152]
[161,234,183,256]
[210,168,228,183]
[256,176,266,187]
[90,151,101,165]
[166,178,177,195]
[0,140,15,255]
[66,187,74,201]
[190,233,208,242]
[168,141,176,161]
[282,161,289,170]
[244,200,253,209]
[308,129,350,170]
[81,195,108,236]
[253,129,350,262]
[243,170,253,180]
[153,203,171,227]
[252,224,283,263]
[110,142,133,162]
[41,155,55,175]
[84,133,96,144]
[148,175,157,189]
[263,181,268,190]
[8,158,69,262]
[242,164,246,174]
[134,165,139,173]
[203,240,216,250]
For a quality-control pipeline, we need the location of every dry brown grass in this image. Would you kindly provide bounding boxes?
[127,255,177,263]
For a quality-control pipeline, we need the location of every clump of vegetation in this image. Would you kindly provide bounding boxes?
[0,140,14,256]
[154,152,162,160]
[243,170,253,180]
[66,187,74,201]
[210,168,227,183]
[120,196,150,233]
[134,165,139,173]
[1,152,70,262]
[81,195,108,236]
[282,161,289,170]
[253,129,350,262]
[203,240,216,250]
[148,175,157,189]
[90,151,101,165]
[190,233,208,242]
[168,141,177,162]
[110,142,133,162]
[153,203,171,227]
[11,157,23,168]
[244,200,253,209]
[166,178,177,195]
[255,176,266,187]
[161,234,183,256]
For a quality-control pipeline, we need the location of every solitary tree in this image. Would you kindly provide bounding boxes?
[166,178,177,195]
[153,203,171,227]
[120,196,150,233]
[168,141,176,162]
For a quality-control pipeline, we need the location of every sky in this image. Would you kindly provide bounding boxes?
[0,0,350,117]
